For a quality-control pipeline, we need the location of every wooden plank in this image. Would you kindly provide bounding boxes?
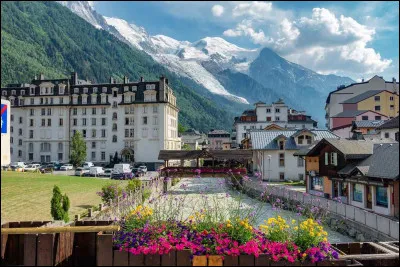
[239,255,255,266]
[144,254,161,266]
[270,260,286,266]
[208,255,223,266]
[1,225,120,234]
[114,250,129,266]
[316,260,349,266]
[255,254,270,266]
[129,254,145,266]
[176,250,191,266]
[301,261,316,266]
[349,243,361,254]
[23,234,37,266]
[192,255,207,266]
[223,255,239,266]
[340,254,399,260]
[1,222,9,261]
[6,222,20,265]
[37,234,55,266]
[161,249,176,266]
[73,232,96,266]
[97,232,113,266]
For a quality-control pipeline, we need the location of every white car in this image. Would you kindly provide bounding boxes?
[75,167,90,176]
[24,164,41,172]
[89,166,105,176]
[138,165,147,174]
[60,164,74,171]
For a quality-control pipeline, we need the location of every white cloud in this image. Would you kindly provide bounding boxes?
[232,1,272,19]
[211,5,224,17]
[223,6,393,78]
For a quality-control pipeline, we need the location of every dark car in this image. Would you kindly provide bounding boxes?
[39,164,54,173]
[131,168,142,177]
[111,171,133,180]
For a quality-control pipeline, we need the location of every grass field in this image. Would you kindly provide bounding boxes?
[1,171,128,223]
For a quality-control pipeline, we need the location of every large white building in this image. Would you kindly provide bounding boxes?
[0,73,180,170]
[249,129,338,181]
[232,99,317,146]
[325,75,399,129]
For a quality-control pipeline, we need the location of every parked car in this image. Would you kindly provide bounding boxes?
[75,167,90,176]
[10,162,26,171]
[82,162,94,169]
[39,164,54,173]
[111,172,133,180]
[60,164,74,171]
[24,164,41,172]
[99,168,112,177]
[90,166,105,177]
[138,165,147,174]
[131,168,143,177]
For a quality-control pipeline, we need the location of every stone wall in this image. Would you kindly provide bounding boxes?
[240,180,399,242]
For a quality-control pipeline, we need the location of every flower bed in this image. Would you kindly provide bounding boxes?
[112,206,340,266]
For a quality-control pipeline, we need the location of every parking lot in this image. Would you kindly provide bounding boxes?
[51,170,158,179]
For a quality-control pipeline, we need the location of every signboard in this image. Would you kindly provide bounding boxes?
[1,104,7,134]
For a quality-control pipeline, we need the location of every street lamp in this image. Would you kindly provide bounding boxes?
[267,155,271,182]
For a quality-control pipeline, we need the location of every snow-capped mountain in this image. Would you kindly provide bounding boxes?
[57,1,355,125]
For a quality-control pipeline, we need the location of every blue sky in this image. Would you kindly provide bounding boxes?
[93,1,399,81]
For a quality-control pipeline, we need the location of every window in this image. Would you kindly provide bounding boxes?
[29,119,34,127]
[29,130,33,139]
[275,108,280,113]
[18,139,22,146]
[362,116,368,120]
[130,129,134,137]
[82,130,87,138]
[311,177,323,191]
[306,135,312,144]
[266,108,271,113]
[112,123,117,131]
[130,106,134,114]
[325,152,329,165]
[73,119,77,126]
[266,117,271,121]
[73,108,77,115]
[143,117,148,125]
[47,119,51,126]
[30,98,34,105]
[18,150,22,157]
[297,157,304,167]
[125,129,129,137]
[101,107,106,114]
[298,136,304,144]
[92,108,96,115]
[112,135,117,142]
[58,153,63,161]
[29,153,33,161]
[82,118,87,126]
[41,108,45,116]
[275,117,280,121]
[47,108,51,116]
[42,119,46,127]
[10,126,13,133]
[92,129,96,138]
[375,186,388,207]
[143,106,147,113]
[396,132,399,142]
[102,87,107,93]
[18,129,22,136]
[125,118,129,125]
[374,96,380,101]
[11,137,13,144]
[331,152,338,166]
[384,132,390,138]
[60,98,64,104]
[153,117,158,125]
[101,129,106,138]
[58,143,63,151]
[279,140,284,150]
[279,153,285,167]
[279,173,285,181]
[353,184,363,202]
[375,105,381,111]
[390,96,394,101]
[19,117,23,124]
[243,126,247,130]
[112,101,118,108]
[390,105,394,110]
[92,151,96,160]
[112,112,117,120]
[11,115,14,121]
[125,107,130,114]
[102,118,106,126]
[92,142,96,149]
[92,118,96,126]
[82,108,87,115]
[298,174,304,180]
[153,106,158,113]
[142,128,148,138]
[101,152,106,161]
[113,91,117,98]
[375,116,381,120]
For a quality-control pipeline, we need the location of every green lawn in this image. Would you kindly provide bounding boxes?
[1,171,128,223]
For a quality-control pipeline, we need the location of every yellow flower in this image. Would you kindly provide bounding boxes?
[323,237,328,242]
[291,219,296,224]
[294,226,298,231]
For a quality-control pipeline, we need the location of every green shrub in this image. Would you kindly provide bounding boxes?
[98,183,122,204]
[50,186,70,222]
[142,188,151,203]
[126,179,142,193]
[171,178,180,186]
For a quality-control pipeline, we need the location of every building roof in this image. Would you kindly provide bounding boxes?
[249,130,339,150]
[377,116,399,130]
[182,128,201,135]
[339,143,399,180]
[208,129,230,135]
[242,109,256,116]
[352,120,385,129]
[340,90,385,104]
[332,110,370,118]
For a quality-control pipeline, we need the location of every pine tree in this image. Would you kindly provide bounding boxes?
[50,186,70,222]
[70,131,86,167]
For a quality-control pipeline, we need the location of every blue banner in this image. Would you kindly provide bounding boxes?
[1,104,8,134]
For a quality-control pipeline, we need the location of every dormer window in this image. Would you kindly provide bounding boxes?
[298,136,304,145]
[279,140,285,150]
[92,95,97,104]
[102,87,107,93]
[124,86,129,92]
[101,95,107,104]
[30,87,35,95]
[306,135,312,144]
[2,91,7,96]
[59,86,65,95]
[93,87,98,93]
[113,90,117,98]
[73,96,78,104]
[146,84,156,90]
[21,90,25,96]
[83,87,88,94]
[132,86,137,91]
[82,95,87,104]
[11,90,16,95]
[74,88,79,94]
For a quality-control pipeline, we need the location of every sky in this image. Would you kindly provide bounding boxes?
[93,1,399,81]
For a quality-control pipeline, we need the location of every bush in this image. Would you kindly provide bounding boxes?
[142,188,151,203]
[98,183,123,204]
[126,179,142,193]
[50,186,70,222]
[171,178,180,186]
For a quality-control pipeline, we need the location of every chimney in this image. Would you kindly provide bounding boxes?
[124,76,129,84]
[39,73,45,80]
[71,72,78,85]
[110,76,114,84]
[140,76,144,82]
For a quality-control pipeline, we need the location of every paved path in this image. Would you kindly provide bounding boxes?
[153,177,353,243]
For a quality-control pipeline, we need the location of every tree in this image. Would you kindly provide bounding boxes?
[178,123,187,134]
[182,144,191,150]
[70,131,86,167]
[113,151,120,164]
[50,186,70,222]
